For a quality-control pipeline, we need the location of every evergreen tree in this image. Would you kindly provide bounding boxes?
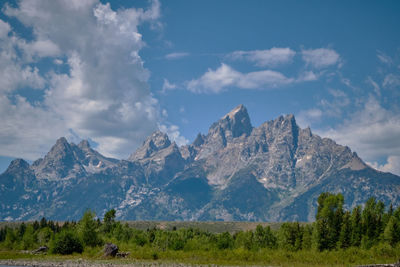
[79,210,102,247]
[350,205,362,247]
[337,211,351,249]
[103,209,116,234]
[301,224,313,250]
[361,197,385,246]
[254,225,277,249]
[278,222,302,251]
[22,225,37,249]
[383,216,399,246]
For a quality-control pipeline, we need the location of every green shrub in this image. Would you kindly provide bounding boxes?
[50,230,83,255]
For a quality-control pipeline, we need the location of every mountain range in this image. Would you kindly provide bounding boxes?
[1,104,400,221]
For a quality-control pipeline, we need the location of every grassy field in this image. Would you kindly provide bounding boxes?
[1,245,400,267]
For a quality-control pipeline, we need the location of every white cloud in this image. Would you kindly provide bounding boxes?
[159,124,188,146]
[0,0,162,159]
[296,108,323,128]
[228,47,295,67]
[301,48,340,68]
[368,156,400,176]
[161,78,177,93]
[383,73,400,88]
[366,76,381,96]
[319,97,400,165]
[53,59,63,65]
[0,95,68,160]
[297,71,319,82]
[165,52,189,60]
[187,63,294,94]
[377,50,393,65]
[0,19,11,38]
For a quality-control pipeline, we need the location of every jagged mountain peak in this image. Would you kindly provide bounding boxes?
[193,133,205,147]
[78,139,90,150]
[223,104,247,119]
[148,130,171,149]
[209,104,253,140]
[272,113,296,127]
[128,130,172,161]
[5,158,30,173]
[48,137,73,155]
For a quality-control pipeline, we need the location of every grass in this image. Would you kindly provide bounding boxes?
[1,244,399,267]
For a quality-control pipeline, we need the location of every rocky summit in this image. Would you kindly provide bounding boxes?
[1,105,400,221]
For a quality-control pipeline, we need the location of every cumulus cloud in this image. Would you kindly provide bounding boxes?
[0,0,163,159]
[0,95,67,160]
[187,63,294,93]
[0,19,46,93]
[228,47,295,67]
[165,52,189,60]
[368,156,400,176]
[319,97,400,167]
[301,48,341,68]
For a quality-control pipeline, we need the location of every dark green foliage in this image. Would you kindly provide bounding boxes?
[254,225,277,249]
[301,224,313,250]
[314,192,344,250]
[37,226,53,245]
[21,224,37,249]
[337,211,351,249]
[0,226,7,242]
[361,198,385,246]
[79,210,102,247]
[0,193,399,259]
[50,230,83,255]
[102,209,116,234]
[278,222,302,251]
[233,230,254,250]
[216,232,234,250]
[350,205,362,247]
[383,216,399,246]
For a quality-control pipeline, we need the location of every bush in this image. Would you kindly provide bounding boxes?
[50,230,83,255]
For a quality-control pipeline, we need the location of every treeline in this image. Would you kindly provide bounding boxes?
[0,193,399,255]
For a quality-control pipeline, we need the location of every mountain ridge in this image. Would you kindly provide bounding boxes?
[1,104,399,221]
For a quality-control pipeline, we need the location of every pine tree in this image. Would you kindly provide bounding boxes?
[338,211,351,249]
[79,210,102,247]
[103,209,116,234]
[383,216,399,246]
[350,205,362,247]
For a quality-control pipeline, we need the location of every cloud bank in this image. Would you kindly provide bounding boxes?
[0,0,171,159]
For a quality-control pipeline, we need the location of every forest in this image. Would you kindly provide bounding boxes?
[1,192,400,266]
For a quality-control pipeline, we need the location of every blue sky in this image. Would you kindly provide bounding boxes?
[0,0,400,175]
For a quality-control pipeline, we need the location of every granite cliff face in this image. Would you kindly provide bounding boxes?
[1,105,400,221]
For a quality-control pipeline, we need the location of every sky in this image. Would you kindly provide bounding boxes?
[0,0,400,175]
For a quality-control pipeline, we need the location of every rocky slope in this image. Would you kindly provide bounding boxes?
[1,105,400,221]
